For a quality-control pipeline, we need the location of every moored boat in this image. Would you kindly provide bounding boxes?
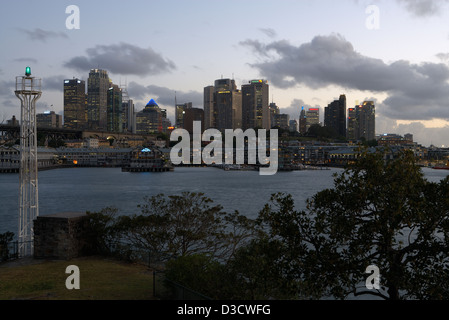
[433,161,449,170]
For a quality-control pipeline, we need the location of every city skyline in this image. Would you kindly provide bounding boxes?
[1,0,449,147]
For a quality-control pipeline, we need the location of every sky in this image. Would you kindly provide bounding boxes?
[1,0,449,147]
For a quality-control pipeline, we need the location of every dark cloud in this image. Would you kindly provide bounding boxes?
[241,34,449,121]
[128,82,202,108]
[396,0,449,17]
[18,28,68,42]
[64,43,176,76]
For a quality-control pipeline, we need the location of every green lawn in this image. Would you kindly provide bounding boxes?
[0,256,154,300]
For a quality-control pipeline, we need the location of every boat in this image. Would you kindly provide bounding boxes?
[121,147,174,172]
[432,161,449,170]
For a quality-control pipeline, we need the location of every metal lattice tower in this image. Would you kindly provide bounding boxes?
[15,67,41,257]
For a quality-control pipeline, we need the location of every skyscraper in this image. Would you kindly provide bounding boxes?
[64,78,86,130]
[121,85,135,133]
[241,80,270,130]
[269,102,279,128]
[203,79,242,131]
[305,108,320,132]
[357,101,375,141]
[299,107,307,135]
[107,84,123,133]
[324,95,346,138]
[136,99,163,134]
[184,107,205,134]
[175,102,193,129]
[347,107,357,140]
[215,87,242,131]
[87,69,109,130]
[203,86,215,129]
[347,101,375,141]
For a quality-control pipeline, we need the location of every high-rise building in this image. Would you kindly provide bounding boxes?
[203,79,242,131]
[242,80,270,130]
[107,84,123,133]
[289,119,298,133]
[324,95,346,138]
[215,88,242,131]
[273,113,290,130]
[347,107,358,141]
[136,99,163,134]
[269,102,279,128]
[305,108,320,132]
[121,85,135,133]
[64,78,86,130]
[347,101,375,141]
[299,107,307,135]
[184,108,205,134]
[175,102,193,129]
[87,69,109,130]
[358,101,375,141]
[203,86,215,129]
[36,111,62,128]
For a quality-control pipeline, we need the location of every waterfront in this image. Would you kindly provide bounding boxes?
[1,166,449,236]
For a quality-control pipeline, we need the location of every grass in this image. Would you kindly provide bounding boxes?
[0,256,155,300]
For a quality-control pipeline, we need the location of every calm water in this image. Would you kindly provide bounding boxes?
[1,166,448,236]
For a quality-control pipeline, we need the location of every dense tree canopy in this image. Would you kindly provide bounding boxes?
[256,149,449,299]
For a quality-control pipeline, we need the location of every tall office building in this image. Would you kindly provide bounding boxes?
[215,87,242,131]
[289,119,298,133]
[347,101,375,141]
[87,69,109,130]
[347,107,358,140]
[107,84,123,133]
[241,80,270,130]
[204,86,215,129]
[306,108,320,132]
[269,102,279,128]
[203,79,242,131]
[36,111,62,128]
[324,95,346,138]
[273,113,290,130]
[299,107,307,135]
[121,85,135,133]
[136,99,163,134]
[184,108,205,134]
[357,101,375,141]
[64,78,87,130]
[175,102,193,129]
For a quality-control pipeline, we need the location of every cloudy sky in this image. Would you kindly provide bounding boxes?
[1,0,449,147]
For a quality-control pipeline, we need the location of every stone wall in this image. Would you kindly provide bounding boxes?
[34,212,89,260]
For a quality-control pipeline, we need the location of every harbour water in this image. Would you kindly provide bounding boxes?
[1,166,448,236]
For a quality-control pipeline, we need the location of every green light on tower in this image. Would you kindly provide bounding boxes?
[25,66,31,77]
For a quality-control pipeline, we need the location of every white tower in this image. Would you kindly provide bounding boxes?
[15,67,41,257]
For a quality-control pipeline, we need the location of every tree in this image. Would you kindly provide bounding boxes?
[114,192,256,262]
[164,254,229,299]
[257,149,449,300]
[84,207,118,255]
[0,231,14,262]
